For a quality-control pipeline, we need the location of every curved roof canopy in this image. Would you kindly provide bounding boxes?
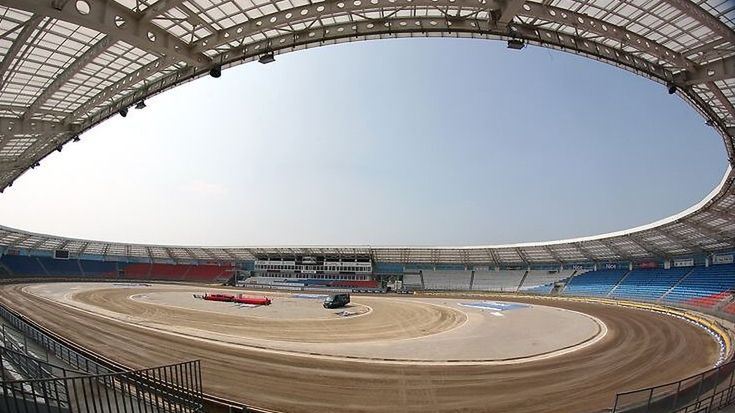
[0,0,733,265]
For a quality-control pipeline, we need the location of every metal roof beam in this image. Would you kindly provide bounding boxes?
[0,15,677,192]
[195,248,217,261]
[8,234,32,248]
[596,239,628,260]
[485,249,499,267]
[518,3,693,70]
[706,82,735,121]
[497,0,525,28]
[3,0,210,68]
[710,207,735,221]
[573,243,597,262]
[684,220,728,241]
[28,237,47,250]
[190,0,689,72]
[0,117,76,134]
[68,55,180,122]
[192,0,499,53]
[662,0,735,45]
[221,248,238,260]
[0,105,68,118]
[543,246,564,264]
[141,0,188,22]
[515,248,530,266]
[62,16,674,146]
[460,249,471,267]
[685,38,731,60]
[430,249,441,265]
[162,247,174,261]
[200,17,672,82]
[179,7,218,35]
[682,55,735,85]
[625,235,668,259]
[78,241,90,255]
[0,15,43,90]
[655,228,706,255]
[26,36,114,117]
[57,239,70,250]
[0,161,36,174]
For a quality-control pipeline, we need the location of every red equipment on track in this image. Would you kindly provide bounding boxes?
[199,293,271,305]
[202,293,235,302]
[232,295,271,305]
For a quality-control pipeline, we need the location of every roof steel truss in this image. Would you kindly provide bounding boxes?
[0,0,732,264]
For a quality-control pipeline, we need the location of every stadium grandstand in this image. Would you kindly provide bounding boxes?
[1,0,735,412]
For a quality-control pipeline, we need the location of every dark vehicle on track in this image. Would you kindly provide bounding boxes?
[323,293,350,309]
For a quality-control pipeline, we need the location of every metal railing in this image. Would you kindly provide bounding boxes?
[0,303,116,377]
[0,346,82,383]
[0,302,204,413]
[1,358,203,413]
[613,359,735,413]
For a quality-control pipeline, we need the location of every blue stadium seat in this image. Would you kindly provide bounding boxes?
[611,267,689,301]
[1,255,46,275]
[562,269,628,297]
[36,257,82,276]
[663,264,735,308]
[79,259,118,277]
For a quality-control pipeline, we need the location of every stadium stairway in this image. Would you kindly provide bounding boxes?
[610,268,690,302]
[562,269,629,297]
[402,272,423,290]
[662,264,735,308]
[606,271,634,297]
[1,255,47,276]
[516,271,529,292]
[658,268,696,302]
[471,270,526,292]
[422,270,472,290]
[520,270,578,294]
[0,260,12,277]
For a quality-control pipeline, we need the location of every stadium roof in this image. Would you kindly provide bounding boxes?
[0,0,734,265]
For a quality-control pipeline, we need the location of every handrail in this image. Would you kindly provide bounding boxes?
[0,300,278,413]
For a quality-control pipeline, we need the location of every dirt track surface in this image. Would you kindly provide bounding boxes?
[72,287,466,342]
[0,283,721,413]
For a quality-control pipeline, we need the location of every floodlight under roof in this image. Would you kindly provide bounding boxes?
[667,83,677,95]
[72,135,80,142]
[135,100,146,110]
[259,53,276,64]
[119,107,128,117]
[507,39,525,50]
[209,65,222,78]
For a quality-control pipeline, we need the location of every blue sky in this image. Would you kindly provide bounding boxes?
[0,38,727,246]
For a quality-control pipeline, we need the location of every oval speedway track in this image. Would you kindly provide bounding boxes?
[0,284,720,413]
[71,286,468,343]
